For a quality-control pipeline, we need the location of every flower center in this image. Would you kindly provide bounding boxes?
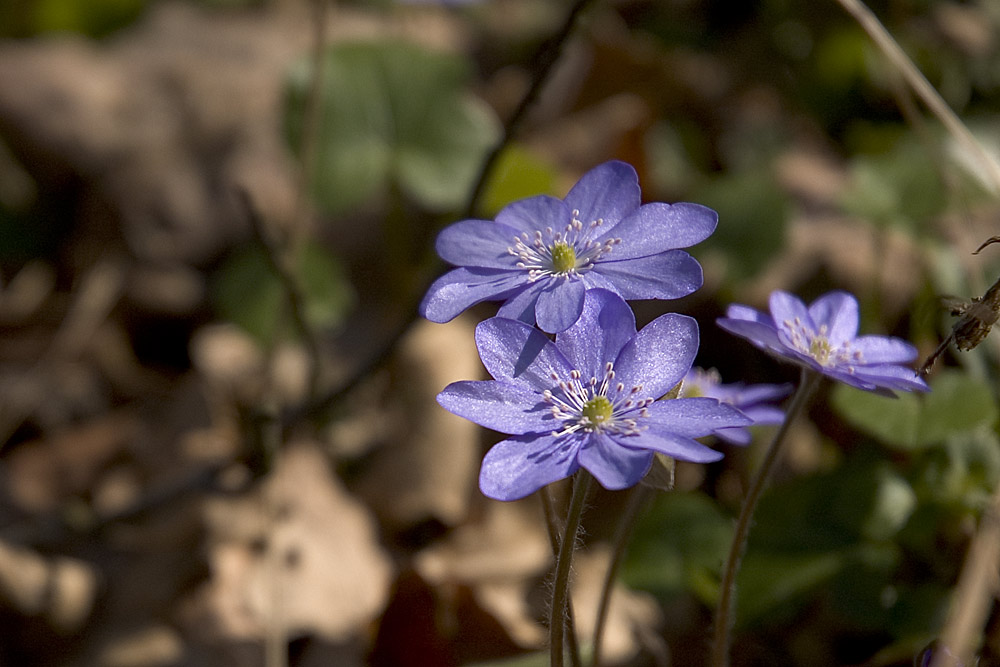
[542,362,653,437]
[581,395,613,425]
[506,210,622,282]
[783,318,864,370]
[550,242,577,274]
[809,336,833,364]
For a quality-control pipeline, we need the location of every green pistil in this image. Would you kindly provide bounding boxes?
[550,242,577,274]
[809,336,832,365]
[581,395,613,428]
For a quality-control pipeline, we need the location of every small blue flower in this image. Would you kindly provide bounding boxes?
[420,160,717,333]
[680,368,790,445]
[437,289,751,501]
[716,290,929,394]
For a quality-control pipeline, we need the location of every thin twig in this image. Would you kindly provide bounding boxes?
[291,0,330,256]
[463,0,599,218]
[288,0,598,429]
[835,0,1000,193]
[0,259,124,449]
[932,482,1000,667]
[237,189,325,395]
[710,369,821,667]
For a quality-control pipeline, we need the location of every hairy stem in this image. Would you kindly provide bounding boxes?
[590,484,652,667]
[710,369,821,667]
[541,488,584,667]
[552,471,592,667]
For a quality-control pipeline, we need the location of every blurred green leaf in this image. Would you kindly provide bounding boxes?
[32,0,144,37]
[285,41,500,214]
[831,369,997,451]
[622,492,733,602]
[736,550,845,628]
[737,460,913,627]
[840,140,947,230]
[479,145,559,217]
[828,463,916,542]
[830,386,921,450]
[212,240,353,345]
[691,169,788,282]
[911,428,1000,508]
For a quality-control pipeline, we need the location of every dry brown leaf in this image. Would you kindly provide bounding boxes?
[351,316,481,532]
[193,441,392,643]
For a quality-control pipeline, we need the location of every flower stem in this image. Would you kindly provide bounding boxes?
[590,484,652,667]
[551,470,592,667]
[709,368,821,667]
[541,488,583,667]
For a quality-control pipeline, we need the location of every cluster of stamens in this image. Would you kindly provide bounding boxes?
[782,317,864,371]
[541,362,653,438]
[506,209,621,281]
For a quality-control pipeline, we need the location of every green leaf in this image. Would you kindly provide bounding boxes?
[31,0,144,37]
[830,384,921,449]
[284,41,500,214]
[736,550,845,628]
[622,492,733,602]
[212,240,353,345]
[918,371,998,446]
[828,463,916,542]
[691,169,789,282]
[479,145,560,217]
[831,369,998,450]
[840,140,947,230]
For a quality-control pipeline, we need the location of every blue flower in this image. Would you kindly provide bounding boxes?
[420,160,717,333]
[437,289,751,500]
[680,368,790,445]
[716,290,929,394]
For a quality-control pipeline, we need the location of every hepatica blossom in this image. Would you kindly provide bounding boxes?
[716,290,929,394]
[437,289,751,501]
[680,368,790,445]
[420,160,718,333]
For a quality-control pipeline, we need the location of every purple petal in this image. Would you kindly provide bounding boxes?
[726,303,775,326]
[479,433,581,501]
[437,380,553,434]
[595,251,703,299]
[420,267,529,322]
[738,405,786,425]
[475,316,573,388]
[563,161,641,229]
[713,428,753,446]
[495,195,571,234]
[769,291,813,332]
[496,282,542,324]
[716,315,788,354]
[643,398,752,437]
[852,335,919,363]
[622,427,724,463]
[435,219,523,269]
[601,202,718,260]
[808,291,859,345]
[577,433,652,490]
[614,313,698,398]
[535,279,587,333]
[731,383,793,405]
[556,289,636,379]
[851,364,929,393]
